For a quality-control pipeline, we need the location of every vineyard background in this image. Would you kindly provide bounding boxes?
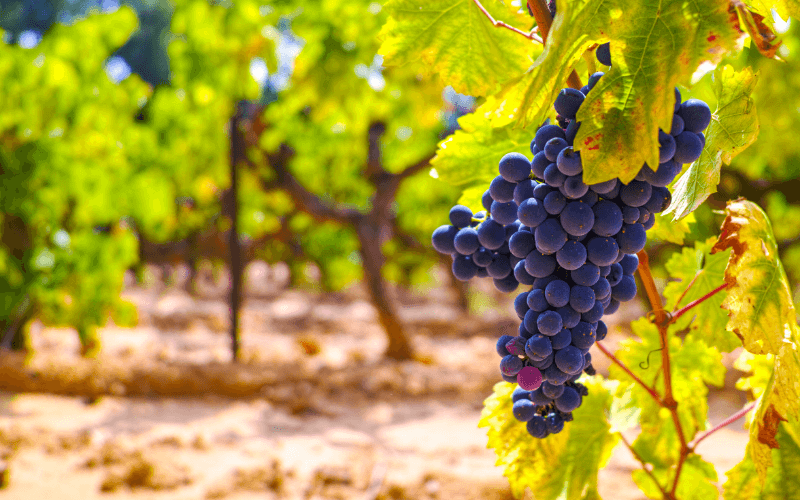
[0,0,799,498]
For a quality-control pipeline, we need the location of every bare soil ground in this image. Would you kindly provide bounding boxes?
[0,263,750,499]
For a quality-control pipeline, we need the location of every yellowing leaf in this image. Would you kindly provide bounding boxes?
[668,66,760,220]
[713,199,800,481]
[479,0,738,184]
[724,425,800,499]
[712,199,796,356]
[378,0,536,96]
[479,377,617,500]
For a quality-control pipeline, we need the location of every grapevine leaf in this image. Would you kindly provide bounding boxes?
[724,425,800,500]
[734,350,774,403]
[668,66,760,220]
[480,377,617,500]
[477,0,738,184]
[431,112,538,190]
[713,199,800,481]
[663,237,739,352]
[378,0,536,96]
[712,199,796,356]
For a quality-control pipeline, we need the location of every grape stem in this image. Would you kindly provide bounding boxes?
[471,0,544,44]
[667,282,729,325]
[689,401,756,451]
[525,0,583,89]
[618,432,673,500]
[595,341,662,404]
[636,250,690,498]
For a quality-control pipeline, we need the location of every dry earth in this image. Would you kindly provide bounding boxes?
[0,263,750,499]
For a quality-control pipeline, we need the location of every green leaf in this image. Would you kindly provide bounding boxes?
[724,425,800,500]
[647,211,694,246]
[478,0,738,184]
[431,112,538,190]
[479,377,617,500]
[668,66,760,220]
[378,0,536,96]
[712,199,797,356]
[713,199,800,481]
[663,237,739,352]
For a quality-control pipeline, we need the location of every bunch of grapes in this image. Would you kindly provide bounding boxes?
[431,44,711,439]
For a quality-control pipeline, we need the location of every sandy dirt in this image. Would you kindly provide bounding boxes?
[0,263,751,499]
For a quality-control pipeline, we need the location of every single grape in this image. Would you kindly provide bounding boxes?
[525,250,557,278]
[673,131,703,164]
[523,310,540,335]
[557,306,580,329]
[537,310,563,336]
[587,236,619,266]
[490,200,518,225]
[513,291,530,319]
[645,186,671,214]
[605,298,621,315]
[432,225,458,254]
[570,285,596,313]
[500,355,524,377]
[596,321,608,341]
[517,366,544,391]
[526,415,548,438]
[518,198,548,228]
[616,223,647,254]
[514,179,537,206]
[477,219,506,250]
[554,88,585,120]
[679,99,712,133]
[556,240,588,270]
[542,381,565,399]
[544,164,567,188]
[499,152,532,182]
[607,262,623,287]
[452,254,478,281]
[453,227,480,254]
[509,231,536,258]
[562,175,589,199]
[544,137,569,162]
[550,327,572,350]
[525,334,554,359]
[505,336,526,356]
[535,218,568,254]
[533,183,554,200]
[592,200,623,237]
[490,175,516,203]
[555,345,586,375]
[612,274,638,302]
[545,279,571,308]
[544,191,567,215]
[560,201,595,237]
[531,353,554,370]
[496,334,514,356]
[545,413,565,434]
[449,205,473,228]
[590,178,617,194]
[571,321,596,350]
[527,288,549,312]
[596,42,611,66]
[622,206,640,224]
[487,253,512,279]
[535,124,567,150]
[646,160,680,188]
[555,386,582,412]
[620,254,639,275]
[502,373,518,383]
[620,180,653,208]
[571,263,600,287]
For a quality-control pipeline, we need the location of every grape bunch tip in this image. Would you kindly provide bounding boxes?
[431,43,711,439]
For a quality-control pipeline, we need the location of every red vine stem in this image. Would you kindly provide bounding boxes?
[472,0,544,44]
[668,282,729,325]
[636,250,689,498]
[596,341,662,404]
[690,401,756,450]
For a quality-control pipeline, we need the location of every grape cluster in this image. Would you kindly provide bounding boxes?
[431,44,710,439]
